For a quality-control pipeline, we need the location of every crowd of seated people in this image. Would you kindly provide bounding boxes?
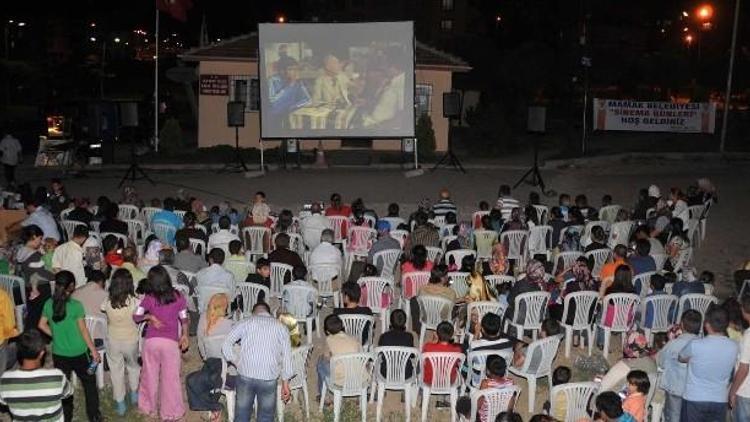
[0,176,743,422]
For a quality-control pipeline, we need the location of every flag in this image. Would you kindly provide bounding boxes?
[156,0,193,22]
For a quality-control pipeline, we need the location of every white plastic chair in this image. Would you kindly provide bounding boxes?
[506,291,550,341]
[473,230,498,261]
[608,221,634,249]
[0,275,25,332]
[558,225,584,247]
[445,249,476,270]
[425,246,443,264]
[464,301,505,343]
[390,229,409,249]
[357,276,393,333]
[508,334,562,413]
[140,207,162,229]
[117,204,139,221]
[84,315,108,389]
[484,275,515,295]
[242,226,271,261]
[651,253,669,271]
[60,220,88,242]
[585,248,612,280]
[527,225,552,259]
[560,291,599,357]
[272,232,305,257]
[448,271,471,298]
[372,249,402,280]
[581,220,610,248]
[219,358,236,422]
[152,222,176,246]
[340,314,375,351]
[468,386,521,422]
[371,346,419,422]
[420,352,465,422]
[236,282,270,317]
[327,215,350,244]
[552,251,584,276]
[309,263,341,307]
[319,352,374,422]
[500,230,528,267]
[270,262,293,300]
[348,226,377,253]
[676,293,718,329]
[124,219,146,246]
[188,238,207,256]
[59,207,74,221]
[633,271,656,298]
[400,271,431,323]
[599,205,622,224]
[464,349,514,391]
[549,381,599,421]
[532,204,549,225]
[282,284,319,343]
[597,293,640,359]
[641,295,678,345]
[417,295,454,348]
[278,344,313,421]
[672,247,693,273]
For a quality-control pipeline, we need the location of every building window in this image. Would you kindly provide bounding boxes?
[440,19,453,31]
[229,76,260,112]
[415,84,432,117]
[442,0,454,12]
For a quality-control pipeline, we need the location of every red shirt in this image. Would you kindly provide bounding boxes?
[422,342,462,384]
[105,252,124,267]
[325,205,352,217]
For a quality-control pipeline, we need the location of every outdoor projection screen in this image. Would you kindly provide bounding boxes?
[258,22,416,139]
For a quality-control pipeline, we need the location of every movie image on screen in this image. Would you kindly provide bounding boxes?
[258,22,415,139]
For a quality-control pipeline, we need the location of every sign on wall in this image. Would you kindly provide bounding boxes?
[593,99,716,134]
[200,75,229,96]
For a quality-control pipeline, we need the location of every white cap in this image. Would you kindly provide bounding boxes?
[648,185,660,198]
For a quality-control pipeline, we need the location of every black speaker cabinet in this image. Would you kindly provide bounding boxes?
[442,92,462,119]
[119,102,139,127]
[227,101,245,127]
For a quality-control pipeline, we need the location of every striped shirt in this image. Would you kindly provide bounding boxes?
[432,199,458,217]
[0,368,72,422]
[495,196,520,220]
[222,312,293,381]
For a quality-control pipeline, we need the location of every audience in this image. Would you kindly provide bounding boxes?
[207,215,240,254]
[174,233,207,273]
[268,232,304,269]
[622,369,650,422]
[195,248,236,311]
[71,269,107,316]
[51,225,89,287]
[316,314,361,396]
[595,391,636,422]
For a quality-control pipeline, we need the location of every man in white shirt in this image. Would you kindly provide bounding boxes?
[308,229,343,288]
[282,265,317,318]
[208,216,239,255]
[51,225,88,287]
[729,295,750,421]
[0,133,22,186]
[22,201,60,242]
[657,309,701,422]
[301,203,329,250]
[196,248,236,312]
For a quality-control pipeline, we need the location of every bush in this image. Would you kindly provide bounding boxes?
[416,113,436,158]
[158,118,183,154]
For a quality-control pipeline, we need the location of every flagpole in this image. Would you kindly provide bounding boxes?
[154,8,160,152]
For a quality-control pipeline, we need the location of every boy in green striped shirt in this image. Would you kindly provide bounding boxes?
[0,330,72,422]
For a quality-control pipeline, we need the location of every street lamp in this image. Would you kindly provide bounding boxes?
[684,34,694,45]
[696,4,714,20]
[277,15,286,23]
[17,22,26,27]
[114,37,121,43]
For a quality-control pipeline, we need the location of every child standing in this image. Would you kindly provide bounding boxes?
[622,370,650,422]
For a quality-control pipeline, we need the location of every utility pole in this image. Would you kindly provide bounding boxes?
[719,0,741,153]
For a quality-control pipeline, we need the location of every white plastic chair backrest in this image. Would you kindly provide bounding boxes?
[289,344,313,389]
[374,346,419,384]
[651,253,669,271]
[559,225,584,247]
[124,219,145,244]
[561,291,600,329]
[172,210,186,221]
[362,215,377,229]
[309,263,340,296]
[469,386,521,422]
[117,204,139,221]
[89,221,100,235]
[431,215,447,228]
[646,371,661,410]
[270,262,293,297]
[518,334,562,375]
[473,230,498,258]
[381,217,405,231]
[599,293,640,330]
[152,223,176,245]
[326,216,349,243]
[686,219,701,245]
[608,221,634,249]
[421,352,465,392]
[583,221,610,239]
[389,230,409,249]
[677,293,717,322]
[140,207,162,227]
[512,291,550,328]
[373,249,402,279]
[348,226,377,252]
[242,226,271,254]
[339,314,374,347]
[188,238,207,256]
[0,275,25,304]
[500,230,528,260]
[550,382,599,422]
[84,314,108,344]
[59,207,74,221]
[466,301,504,328]
[329,352,373,394]
[99,232,128,248]
[532,205,549,225]
[441,235,458,252]
[448,271,471,297]
[599,205,622,224]
[528,225,552,254]
[633,271,656,298]
[465,349,514,389]
[357,276,391,311]
[484,275,515,292]
[417,295,454,326]
[60,220,88,241]
[236,282,270,314]
[401,271,431,300]
[445,249,476,269]
[585,248,612,279]
[282,284,318,319]
[425,246,442,263]
[687,205,705,220]
[641,295,678,330]
[210,223,220,234]
[472,211,490,229]
[272,232,304,256]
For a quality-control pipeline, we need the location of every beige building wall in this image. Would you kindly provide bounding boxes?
[197,61,452,152]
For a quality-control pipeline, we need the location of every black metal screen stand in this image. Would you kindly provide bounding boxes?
[513,140,554,196]
[220,127,249,173]
[431,119,466,173]
[118,137,154,187]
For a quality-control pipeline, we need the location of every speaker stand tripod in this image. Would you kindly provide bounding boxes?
[513,139,554,196]
[220,126,249,173]
[118,133,154,188]
[431,118,466,173]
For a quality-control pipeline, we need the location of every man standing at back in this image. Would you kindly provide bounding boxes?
[222,302,292,422]
[495,184,519,220]
[432,188,458,217]
[0,132,22,187]
[678,306,738,422]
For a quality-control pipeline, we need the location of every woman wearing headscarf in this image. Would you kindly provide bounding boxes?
[505,260,545,328]
[277,312,302,348]
[446,222,474,254]
[551,258,596,333]
[197,293,233,360]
